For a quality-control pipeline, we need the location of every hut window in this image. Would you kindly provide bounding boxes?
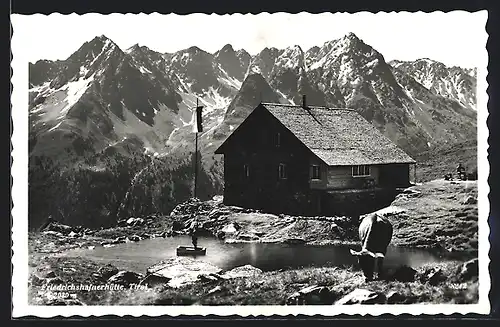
[352,165,370,177]
[243,164,250,178]
[278,163,287,179]
[275,132,281,147]
[311,165,321,180]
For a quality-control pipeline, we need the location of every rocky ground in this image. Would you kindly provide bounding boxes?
[29,254,478,306]
[28,179,479,306]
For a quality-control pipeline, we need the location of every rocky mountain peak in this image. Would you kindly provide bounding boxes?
[187,45,206,55]
[245,47,281,80]
[344,31,360,41]
[215,44,237,61]
[95,34,110,41]
[236,49,250,57]
[218,44,235,54]
[214,44,247,80]
[28,33,478,231]
[69,35,122,64]
[288,44,303,52]
[389,58,477,111]
[126,43,141,53]
[278,45,305,68]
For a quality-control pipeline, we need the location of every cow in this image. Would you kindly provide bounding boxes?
[350,212,393,281]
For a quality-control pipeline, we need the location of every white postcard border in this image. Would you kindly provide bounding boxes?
[10,11,491,317]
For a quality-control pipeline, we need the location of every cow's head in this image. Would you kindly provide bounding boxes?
[350,249,385,280]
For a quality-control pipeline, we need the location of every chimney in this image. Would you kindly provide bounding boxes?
[302,95,307,109]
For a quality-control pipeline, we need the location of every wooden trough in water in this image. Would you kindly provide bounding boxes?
[176,246,207,256]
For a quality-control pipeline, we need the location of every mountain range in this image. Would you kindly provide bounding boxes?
[28,32,477,229]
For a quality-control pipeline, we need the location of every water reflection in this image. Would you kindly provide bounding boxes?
[65,235,457,274]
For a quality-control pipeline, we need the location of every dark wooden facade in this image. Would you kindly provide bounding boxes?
[215,104,413,216]
[218,106,315,215]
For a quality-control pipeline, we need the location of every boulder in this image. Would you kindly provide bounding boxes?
[117,219,128,227]
[54,237,70,246]
[145,214,158,221]
[221,223,239,235]
[208,209,229,220]
[207,285,223,295]
[286,285,333,305]
[456,258,479,282]
[126,218,145,226]
[198,274,222,283]
[335,288,386,305]
[467,171,478,181]
[107,271,144,286]
[45,222,74,235]
[42,231,64,238]
[462,196,477,205]
[102,243,116,248]
[113,236,128,244]
[237,234,260,242]
[418,267,445,286]
[222,265,262,279]
[401,189,422,197]
[226,205,252,213]
[384,265,417,282]
[31,274,45,287]
[170,198,204,216]
[140,274,171,287]
[46,277,64,285]
[95,264,119,281]
[41,270,57,279]
[215,230,226,239]
[212,195,223,203]
[386,291,406,304]
[68,231,79,238]
[146,257,222,288]
[129,234,142,242]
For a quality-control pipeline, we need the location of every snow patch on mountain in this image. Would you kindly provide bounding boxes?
[389,58,477,111]
[89,39,115,67]
[217,65,242,90]
[275,45,305,71]
[138,66,153,74]
[247,65,262,76]
[47,121,63,132]
[60,73,96,116]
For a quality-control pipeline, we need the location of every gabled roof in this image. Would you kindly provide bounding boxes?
[215,102,416,166]
[262,103,416,166]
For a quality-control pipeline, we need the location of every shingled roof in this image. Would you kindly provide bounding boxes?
[262,103,416,166]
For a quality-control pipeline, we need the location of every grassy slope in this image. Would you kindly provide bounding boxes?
[387,179,478,255]
[415,139,477,182]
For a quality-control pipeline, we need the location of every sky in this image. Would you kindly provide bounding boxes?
[12,11,487,68]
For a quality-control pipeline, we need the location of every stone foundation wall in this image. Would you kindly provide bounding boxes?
[224,187,399,218]
[321,189,399,216]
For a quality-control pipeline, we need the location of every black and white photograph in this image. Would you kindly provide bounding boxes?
[11,11,490,317]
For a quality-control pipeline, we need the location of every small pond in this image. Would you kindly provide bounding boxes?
[64,235,460,274]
